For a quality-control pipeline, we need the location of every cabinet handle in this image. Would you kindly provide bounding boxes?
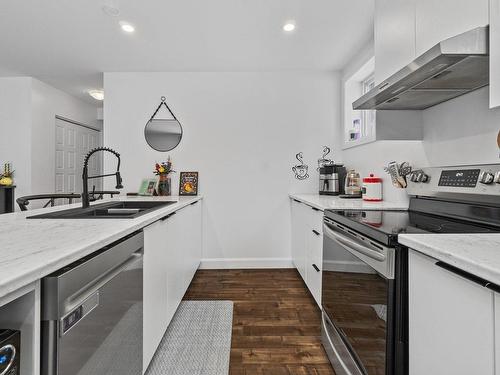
[292,199,301,203]
[311,207,321,212]
[190,201,198,206]
[435,261,500,292]
[312,229,320,236]
[312,264,320,272]
[160,211,177,221]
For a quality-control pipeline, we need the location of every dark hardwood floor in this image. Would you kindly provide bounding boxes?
[183,269,336,375]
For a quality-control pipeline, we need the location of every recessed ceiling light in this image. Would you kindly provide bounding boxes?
[88,90,104,101]
[119,21,135,33]
[283,22,296,32]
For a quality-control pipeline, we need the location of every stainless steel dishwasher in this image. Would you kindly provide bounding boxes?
[41,231,144,375]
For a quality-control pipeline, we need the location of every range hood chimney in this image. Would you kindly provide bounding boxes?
[353,26,489,110]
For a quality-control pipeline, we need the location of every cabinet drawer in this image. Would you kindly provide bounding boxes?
[307,261,322,306]
[309,206,324,233]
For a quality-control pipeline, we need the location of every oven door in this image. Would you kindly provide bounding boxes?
[321,217,395,375]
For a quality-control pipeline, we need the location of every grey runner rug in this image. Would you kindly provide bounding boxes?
[146,300,234,375]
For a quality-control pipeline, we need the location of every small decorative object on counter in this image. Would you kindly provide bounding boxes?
[0,163,14,186]
[362,174,383,201]
[179,172,199,196]
[292,152,309,180]
[340,169,362,198]
[154,157,175,196]
[138,178,158,196]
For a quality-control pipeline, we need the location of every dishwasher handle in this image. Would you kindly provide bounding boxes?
[62,252,142,319]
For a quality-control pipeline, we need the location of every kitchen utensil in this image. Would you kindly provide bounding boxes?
[385,161,407,188]
[362,174,383,201]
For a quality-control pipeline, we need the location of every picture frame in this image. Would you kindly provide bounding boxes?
[179,172,199,196]
[138,178,158,196]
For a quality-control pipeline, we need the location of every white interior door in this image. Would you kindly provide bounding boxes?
[55,117,102,203]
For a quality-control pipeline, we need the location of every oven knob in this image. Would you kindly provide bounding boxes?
[494,171,500,184]
[416,172,429,183]
[479,171,494,184]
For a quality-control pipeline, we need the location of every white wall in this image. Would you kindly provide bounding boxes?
[0,77,32,200]
[422,87,500,165]
[31,78,100,197]
[104,72,340,267]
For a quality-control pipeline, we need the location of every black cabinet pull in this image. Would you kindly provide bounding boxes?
[160,211,177,221]
[311,207,321,212]
[435,261,500,292]
[312,229,320,236]
[190,201,198,206]
[312,264,320,272]
[292,199,301,203]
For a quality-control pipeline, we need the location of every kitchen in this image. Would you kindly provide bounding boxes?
[0,0,499,374]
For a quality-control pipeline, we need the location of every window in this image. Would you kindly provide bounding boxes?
[343,57,376,149]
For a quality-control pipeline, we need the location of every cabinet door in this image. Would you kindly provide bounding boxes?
[164,211,184,324]
[491,0,500,108]
[291,200,306,281]
[409,250,494,375]
[306,226,322,306]
[416,0,488,56]
[375,0,416,84]
[143,220,169,371]
[187,201,202,285]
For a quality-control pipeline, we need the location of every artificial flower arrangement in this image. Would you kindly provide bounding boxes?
[154,156,175,176]
[0,163,14,186]
[154,156,175,196]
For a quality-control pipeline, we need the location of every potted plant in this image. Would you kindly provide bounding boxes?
[154,157,175,196]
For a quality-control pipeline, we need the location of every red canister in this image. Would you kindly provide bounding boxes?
[362,174,383,201]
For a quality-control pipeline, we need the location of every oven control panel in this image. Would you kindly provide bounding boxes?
[406,164,500,200]
[438,169,480,188]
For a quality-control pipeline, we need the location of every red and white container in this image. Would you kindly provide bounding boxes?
[362,174,383,201]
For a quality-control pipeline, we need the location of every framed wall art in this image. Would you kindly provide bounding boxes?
[179,172,199,196]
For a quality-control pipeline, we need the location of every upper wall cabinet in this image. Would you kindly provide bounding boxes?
[491,0,500,109]
[374,0,489,86]
[415,0,489,56]
[374,0,416,84]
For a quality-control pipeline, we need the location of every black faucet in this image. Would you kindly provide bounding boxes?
[82,147,123,209]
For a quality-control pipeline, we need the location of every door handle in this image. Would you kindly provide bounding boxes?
[312,264,320,272]
[323,223,386,262]
[435,261,500,292]
[160,211,177,221]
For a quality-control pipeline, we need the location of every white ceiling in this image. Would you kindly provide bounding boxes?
[0,0,374,104]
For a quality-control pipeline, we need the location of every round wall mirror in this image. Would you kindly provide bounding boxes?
[144,97,183,152]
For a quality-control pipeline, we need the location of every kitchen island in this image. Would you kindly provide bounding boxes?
[0,195,202,375]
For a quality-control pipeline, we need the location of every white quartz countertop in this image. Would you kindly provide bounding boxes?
[0,196,202,299]
[399,234,500,287]
[289,193,408,211]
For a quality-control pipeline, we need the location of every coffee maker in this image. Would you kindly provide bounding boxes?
[319,164,347,195]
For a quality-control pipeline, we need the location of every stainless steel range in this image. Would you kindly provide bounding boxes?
[321,164,500,375]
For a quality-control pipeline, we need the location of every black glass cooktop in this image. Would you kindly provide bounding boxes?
[325,209,500,246]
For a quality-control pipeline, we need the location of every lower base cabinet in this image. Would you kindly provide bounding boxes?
[290,199,323,306]
[409,250,495,375]
[143,200,202,372]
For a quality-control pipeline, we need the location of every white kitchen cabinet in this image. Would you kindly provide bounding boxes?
[143,220,169,371]
[496,293,500,375]
[491,0,500,108]
[290,199,323,306]
[374,0,416,84]
[415,0,488,56]
[408,250,495,375]
[143,201,202,372]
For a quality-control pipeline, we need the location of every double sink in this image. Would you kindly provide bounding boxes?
[28,201,175,219]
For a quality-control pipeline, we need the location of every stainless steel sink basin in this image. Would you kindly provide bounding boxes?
[27,201,176,219]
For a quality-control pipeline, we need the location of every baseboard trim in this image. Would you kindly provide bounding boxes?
[199,258,294,269]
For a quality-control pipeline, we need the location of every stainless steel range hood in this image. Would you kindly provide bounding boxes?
[353,26,489,110]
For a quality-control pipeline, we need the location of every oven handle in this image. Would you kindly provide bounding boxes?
[323,223,386,262]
